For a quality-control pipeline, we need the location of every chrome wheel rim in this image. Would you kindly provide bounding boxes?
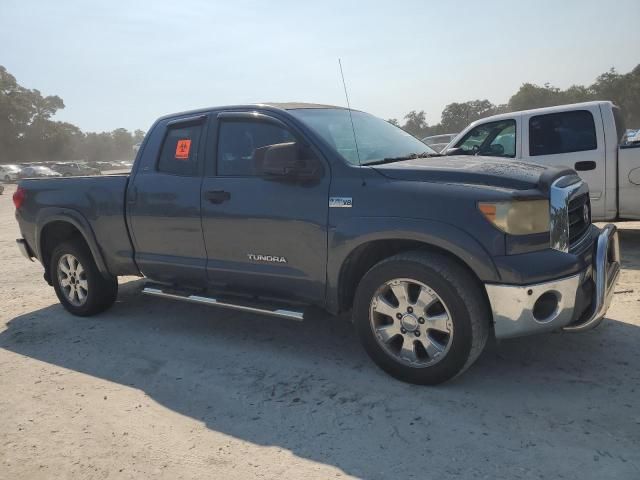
[369,278,454,367]
[57,254,88,306]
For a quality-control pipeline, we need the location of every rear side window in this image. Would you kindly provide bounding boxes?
[529,110,596,156]
[157,124,203,176]
[217,120,295,176]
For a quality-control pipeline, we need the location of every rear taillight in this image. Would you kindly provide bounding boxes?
[13,187,26,209]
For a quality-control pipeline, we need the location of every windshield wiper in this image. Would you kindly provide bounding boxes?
[364,151,441,166]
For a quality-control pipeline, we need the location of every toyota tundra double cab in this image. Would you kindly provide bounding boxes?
[13,103,621,384]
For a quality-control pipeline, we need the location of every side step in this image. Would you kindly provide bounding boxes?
[142,286,304,321]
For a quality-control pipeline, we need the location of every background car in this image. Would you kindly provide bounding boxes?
[18,165,62,178]
[421,133,458,153]
[50,162,101,176]
[0,164,23,182]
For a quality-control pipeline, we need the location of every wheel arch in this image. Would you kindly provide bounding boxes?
[36,209,111,284]
[328,218,500,314]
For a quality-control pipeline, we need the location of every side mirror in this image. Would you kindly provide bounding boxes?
[255,142,322,181]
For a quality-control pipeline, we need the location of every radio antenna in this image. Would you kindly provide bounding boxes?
[338,59,365,185]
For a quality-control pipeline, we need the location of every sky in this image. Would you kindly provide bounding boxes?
[1,0,639,133]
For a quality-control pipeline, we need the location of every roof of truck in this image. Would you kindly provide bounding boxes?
[473,100,615,124]
[157,102,346,122]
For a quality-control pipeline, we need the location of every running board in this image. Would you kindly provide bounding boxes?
[142,286,304,321]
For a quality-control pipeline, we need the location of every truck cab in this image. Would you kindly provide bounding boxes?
[446,101,640,221]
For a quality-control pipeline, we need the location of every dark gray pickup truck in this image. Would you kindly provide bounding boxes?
[14,103,621,384]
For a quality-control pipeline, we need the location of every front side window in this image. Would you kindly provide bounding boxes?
[455,120,516,157]
[289,108,437,165]
[529,110,597,156]
[217,120,295,176]
[157,124,203,176]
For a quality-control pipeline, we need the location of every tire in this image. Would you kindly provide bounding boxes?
[50,240,118,316]
[353,250,490,385]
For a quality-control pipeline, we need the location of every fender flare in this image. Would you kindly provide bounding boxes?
[327,216,501,312]
[35,207,111,277]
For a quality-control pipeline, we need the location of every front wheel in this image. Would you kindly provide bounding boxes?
[51,240,118,316]
[353,251,490,385]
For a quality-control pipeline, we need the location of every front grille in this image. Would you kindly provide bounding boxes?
[550,175,591,253]
[568,192,591,249]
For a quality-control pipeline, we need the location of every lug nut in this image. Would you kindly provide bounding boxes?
[414,331,420,337]
[400,328,407,334]
[407,306,413,313]
[418,317,425,324]
[396,313,403,320]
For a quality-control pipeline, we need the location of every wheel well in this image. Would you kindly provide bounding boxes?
[40,221,86,284]
[337,239,485,313]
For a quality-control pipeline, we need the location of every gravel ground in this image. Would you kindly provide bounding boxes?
[1,183,639,479]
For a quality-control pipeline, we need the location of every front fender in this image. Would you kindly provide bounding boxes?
[36,207,111,277]
[326,216,501,312]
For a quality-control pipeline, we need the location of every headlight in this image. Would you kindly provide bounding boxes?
[478,200,549,235]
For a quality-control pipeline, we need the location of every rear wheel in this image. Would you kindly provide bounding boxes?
[353,251,490,385]
[51,240,118,316]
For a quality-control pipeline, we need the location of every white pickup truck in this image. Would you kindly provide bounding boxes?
[445,101,640,221]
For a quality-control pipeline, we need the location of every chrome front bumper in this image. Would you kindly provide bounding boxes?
[485,224,620,339]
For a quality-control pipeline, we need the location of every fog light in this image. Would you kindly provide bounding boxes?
[532,291,559,322]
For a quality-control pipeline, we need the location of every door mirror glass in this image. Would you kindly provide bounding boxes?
[256,142,322,181]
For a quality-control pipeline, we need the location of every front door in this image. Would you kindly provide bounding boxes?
[200,111,330,304]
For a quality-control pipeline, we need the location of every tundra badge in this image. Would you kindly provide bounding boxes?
[247,254,287,264]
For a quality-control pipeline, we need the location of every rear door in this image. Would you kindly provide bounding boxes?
[522,107,606,219]
[127,115,208,286]
[200,111,330,303]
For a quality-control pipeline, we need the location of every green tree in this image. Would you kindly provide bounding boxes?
[401,110,429,137]
[440,100,497,132]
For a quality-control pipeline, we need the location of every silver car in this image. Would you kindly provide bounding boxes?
[18,166,62,178]
[421,133,458,153]
[50,162,101,176]
[0,164,23,182]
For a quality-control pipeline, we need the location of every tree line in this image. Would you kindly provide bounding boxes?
[2,63,639,164]
[0,65,144,164]
[389,63,640,138]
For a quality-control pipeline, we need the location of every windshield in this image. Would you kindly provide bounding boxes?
[289,108,437,165]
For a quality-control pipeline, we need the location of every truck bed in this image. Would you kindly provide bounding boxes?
[15,174,138,276]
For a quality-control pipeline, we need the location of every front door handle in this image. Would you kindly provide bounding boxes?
[205,190,231,204]
[575,161,596,171]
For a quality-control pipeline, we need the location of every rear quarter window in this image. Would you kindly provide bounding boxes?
[157,124,203,176]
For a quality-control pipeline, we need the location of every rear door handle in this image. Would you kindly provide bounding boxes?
[574,161,596,171]
[205,190,231,204]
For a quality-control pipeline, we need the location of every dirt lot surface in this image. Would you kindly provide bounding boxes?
[0,183,639,479]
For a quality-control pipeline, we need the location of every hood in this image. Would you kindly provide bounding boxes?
[371,155,572,192]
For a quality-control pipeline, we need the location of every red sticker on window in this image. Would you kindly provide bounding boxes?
[175,139,191,160]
